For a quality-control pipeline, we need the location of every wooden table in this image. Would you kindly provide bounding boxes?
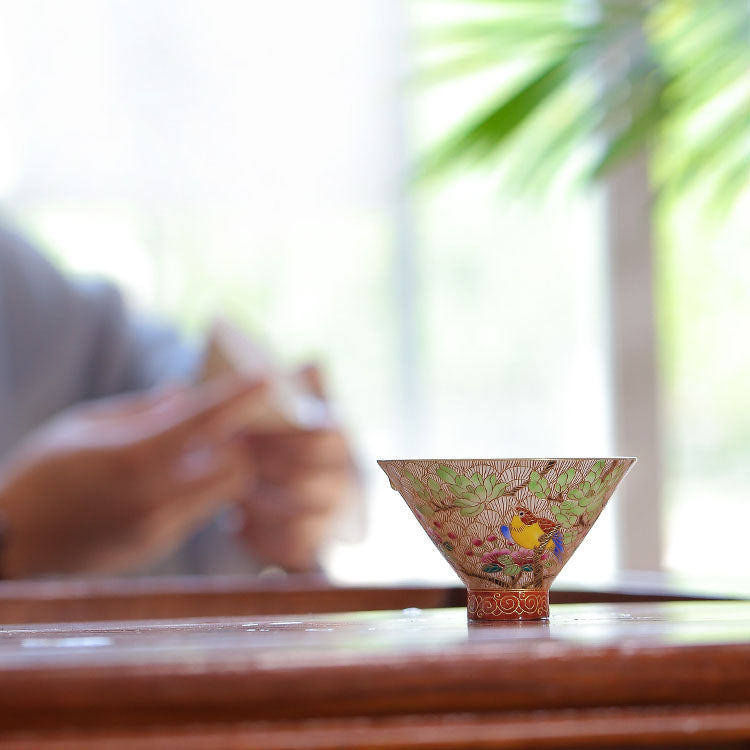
[1,598,749,749]
[0,574,734,624]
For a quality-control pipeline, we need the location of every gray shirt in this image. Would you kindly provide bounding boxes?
[0,221,197,458]
[0,221,260,575]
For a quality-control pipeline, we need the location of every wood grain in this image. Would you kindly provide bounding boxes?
[0,574,727,625]
[2,593,749,748]
[1,603,749,729]
[0,575,460,624]
[2,704,750,749]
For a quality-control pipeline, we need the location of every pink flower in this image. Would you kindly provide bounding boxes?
[433,521,442,528]
[472,538,482,546]
[480,548,512,563]
[487,534,497,542]
[510,549,551,563]
[511,549,534,564]
[447,532,457,540]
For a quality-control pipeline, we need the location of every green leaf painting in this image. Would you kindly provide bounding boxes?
[416,503,435,519]
[554,467,577,494]
[554,460,624,526]
[481,554,524,578]
[435,465,508,511]
[456,475,472,490]
[436,465,457,483]
[459,504,484,517]
[528,470,550,499]
[405,470,429,501]
[446,484,467,499]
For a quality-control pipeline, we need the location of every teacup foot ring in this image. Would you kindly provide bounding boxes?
[467,589,549,621]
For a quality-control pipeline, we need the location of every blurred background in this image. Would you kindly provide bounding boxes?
[0,0,747,590]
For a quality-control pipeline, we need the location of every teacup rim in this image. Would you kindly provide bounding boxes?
[377,456,637,464]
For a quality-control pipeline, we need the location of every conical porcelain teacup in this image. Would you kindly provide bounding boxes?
[378,457,636,621]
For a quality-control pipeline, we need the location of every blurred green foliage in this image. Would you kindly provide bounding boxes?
[419,0,750,214]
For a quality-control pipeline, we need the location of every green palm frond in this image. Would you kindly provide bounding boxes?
[418,0,750,212]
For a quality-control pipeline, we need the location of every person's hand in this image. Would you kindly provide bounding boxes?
[0,378,266,578]
[236,366,362,572]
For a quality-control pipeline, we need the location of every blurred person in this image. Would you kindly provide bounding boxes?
[0,220,361,578]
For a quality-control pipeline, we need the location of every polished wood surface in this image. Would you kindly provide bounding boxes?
[0,573,732,624]
[1,600,749,748]
[0,575,464,624]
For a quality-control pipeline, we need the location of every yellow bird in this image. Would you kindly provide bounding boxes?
[501,506,563,559]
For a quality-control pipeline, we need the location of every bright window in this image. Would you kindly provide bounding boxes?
[1,1,744,591]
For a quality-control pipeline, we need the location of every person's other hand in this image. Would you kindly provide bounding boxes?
[237,366,362,572]
[0,378,266,577]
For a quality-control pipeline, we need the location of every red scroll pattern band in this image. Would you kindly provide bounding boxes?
[467,589,549,621]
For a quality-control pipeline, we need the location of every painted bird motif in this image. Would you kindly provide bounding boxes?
[501,506,563,560]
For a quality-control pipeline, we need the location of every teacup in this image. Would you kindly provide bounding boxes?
[378,457,636,621]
